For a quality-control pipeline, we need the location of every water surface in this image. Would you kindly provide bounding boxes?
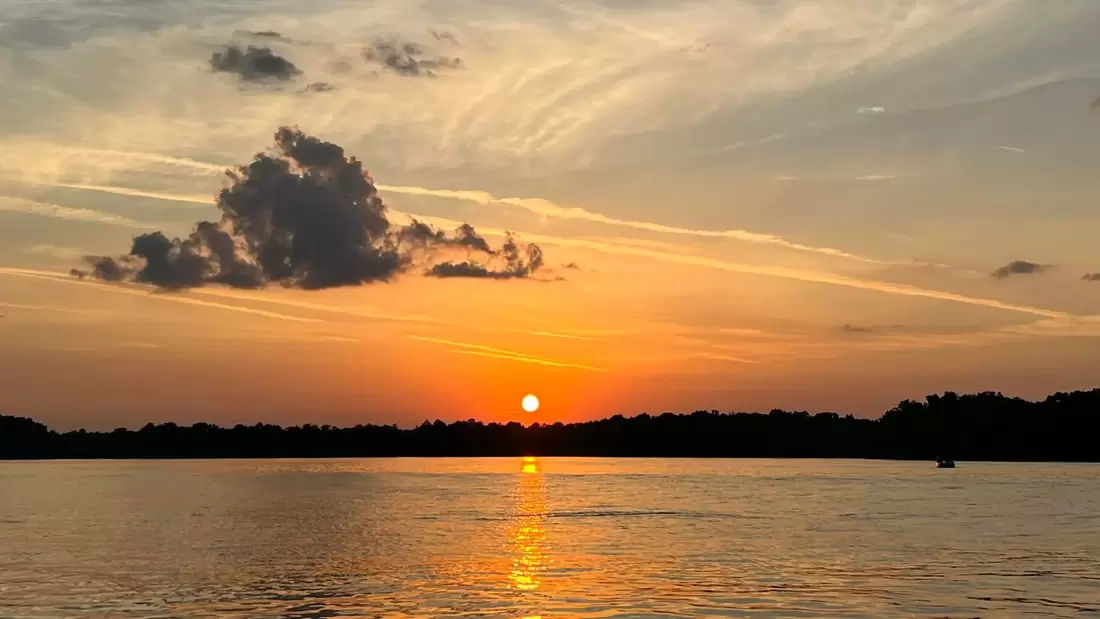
[1,458,1097,617]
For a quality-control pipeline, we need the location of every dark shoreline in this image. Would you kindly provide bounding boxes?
[3,389,1099,461]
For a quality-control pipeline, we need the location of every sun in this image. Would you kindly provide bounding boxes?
[521,394,540,413]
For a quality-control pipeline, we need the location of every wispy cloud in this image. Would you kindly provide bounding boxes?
[54,183,212,206]
[23,244,85,260]
[397,210,1069,320]
[44,175,925,274]
[48,147,227,174]
[377,184,904,265]
[0,196,150,228]
[18,160,1071,322]
[997,145,1027,153]
[524,330,599,341]
[190,288,445,324]
[0,301,111,316]
[410,335,603,371]
[31,149,922,268]
[999,316,1100,338]
[0,268,319,322]
[679,351,759,364]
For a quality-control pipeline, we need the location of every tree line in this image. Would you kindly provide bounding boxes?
[1,389,1097,460]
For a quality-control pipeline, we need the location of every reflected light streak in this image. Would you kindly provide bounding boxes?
[509,457,549,592]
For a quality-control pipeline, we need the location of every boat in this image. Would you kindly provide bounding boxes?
[936,457,956,469]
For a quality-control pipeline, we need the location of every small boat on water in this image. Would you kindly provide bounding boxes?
[936,457,956,468]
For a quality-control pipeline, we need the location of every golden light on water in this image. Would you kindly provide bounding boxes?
[509,456,548,592]
[520,455,540,474]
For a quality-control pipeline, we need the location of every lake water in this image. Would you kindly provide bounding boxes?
[0,458,1097,617]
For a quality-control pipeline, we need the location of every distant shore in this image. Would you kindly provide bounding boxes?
[3,389,1098,460]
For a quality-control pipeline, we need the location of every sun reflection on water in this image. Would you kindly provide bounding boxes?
[509,456,548,592]
[520,455,540,475]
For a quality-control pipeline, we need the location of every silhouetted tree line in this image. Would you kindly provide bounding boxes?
[1,390,1098,460]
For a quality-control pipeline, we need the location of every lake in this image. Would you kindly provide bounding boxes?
[0,458,1097,617]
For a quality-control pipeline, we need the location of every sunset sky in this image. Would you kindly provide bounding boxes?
[2,0,1100,430]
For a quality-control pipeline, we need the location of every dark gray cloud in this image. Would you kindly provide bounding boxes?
[83,255,142,281]
[1083,273,1100,281]
[451,222,492,254]
[841,323,875,333]
[210,45,301,81]
[362,39,463,76]
[426,261,509,279]
[80,128,547,290]
[991,260,1050,279]
[304,81,336,93]
[426,233,545,279]
[231,30,292,43]
[244,30,285,40]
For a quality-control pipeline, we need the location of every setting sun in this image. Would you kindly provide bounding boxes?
[521,394,540,413]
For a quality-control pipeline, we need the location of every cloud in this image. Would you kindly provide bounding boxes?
[1083,273,1100,281]
[525,330,598,341]
[997,145,1027,153]
[399,209,1070,320]
[375,185,911,266]
[841,323,910,335]
[23,244,84,260]
[0,196,150,228]
[81,127,546,290]
[856,105,886,114]
[991,260,1050,279]
[235,30,290,42]
[449,222,494,254]
[426,233,544,279]
[426,262,503,278]
[54,183,211,206]
[19,143,935,270]
[18,144,1069,319]
[410,335,602,371]
[0,268,319,322]
[362,38,463,76]
[210,45,302,82]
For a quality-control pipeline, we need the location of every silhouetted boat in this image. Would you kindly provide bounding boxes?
[936,457,956,468]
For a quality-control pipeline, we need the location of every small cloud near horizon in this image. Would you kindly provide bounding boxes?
[991,260,1050,279]
[210,45,301,82]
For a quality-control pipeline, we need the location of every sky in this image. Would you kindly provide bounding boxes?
[2,0,1100,430]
